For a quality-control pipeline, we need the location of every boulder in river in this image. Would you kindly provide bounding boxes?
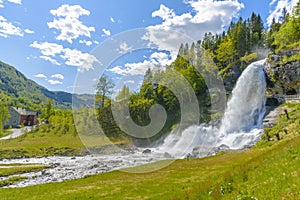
[142,149,151,154]
[163,152,172,158]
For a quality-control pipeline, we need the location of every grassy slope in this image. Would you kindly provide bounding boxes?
[0,103,299,199]
[0,164,50,177]
[0,128,129,159]
[0,131,86,159]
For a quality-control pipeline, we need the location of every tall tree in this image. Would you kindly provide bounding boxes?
[116,85,130,101]
[216,37,237,68]
[0,100,10,133]
[41,99,54,122]
[96,75,114,107]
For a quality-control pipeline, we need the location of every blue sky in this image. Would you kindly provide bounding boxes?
[0,0,298,94]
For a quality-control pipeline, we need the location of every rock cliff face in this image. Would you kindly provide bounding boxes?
[264,50,300,95]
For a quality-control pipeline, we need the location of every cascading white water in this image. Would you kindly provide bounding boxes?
[156,59,267,157]
[220,59,266,134]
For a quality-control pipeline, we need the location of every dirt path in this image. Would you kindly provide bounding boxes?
[0,127,32,140]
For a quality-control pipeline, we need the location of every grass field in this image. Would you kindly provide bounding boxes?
[0,103,299,199]
[0,163,51,177]
[0,128,130,159]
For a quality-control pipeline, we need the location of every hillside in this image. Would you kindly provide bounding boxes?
[0,61,93,110]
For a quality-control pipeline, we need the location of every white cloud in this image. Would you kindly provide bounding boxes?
[109,65,128,75]
[267,0,298,26]
[30,41,98,71]
[0,15,23,37]
[24,28,34,34]
[144,0,244,60]
[35,73,47,79]
[40,55,61,65]
[109,52,171,76]
[152,4,175,21]
[7,0,21,4]
[110,17,115,23]
[51,73,64,80]
[1,0,22,7]
[150,52,172,66]
[48,79,63,85]
[30,41,64,57]
[102,28,111,36]
[124,80,135,84]
[61,48,99,72]
[79,39,93,46]
[47,4,95,43]
[118,41,132,53]
[93,40,99,44]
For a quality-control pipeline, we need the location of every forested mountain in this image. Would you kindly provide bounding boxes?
[0,61,93,111]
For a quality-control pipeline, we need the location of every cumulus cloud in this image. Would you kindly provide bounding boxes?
[109,51,171,76]
[144,0,244,60]
[0,15,23,37]
[61,48,99,72]
[110,17,115,23]
[102,28,111,36]
[79,39,93,46]
[118,41,132,53]
[47,4,95,43]
[48,79,63,85]
[152,4,175,20]
[30,41,64,57]
[24,28,34,34]
[30,41,99,71]
[51,73,64,80]
[267,0,298,26]
[40,55,61,65]
[109,66,128,75]
[35,73,47,79]
[7,0,21,4]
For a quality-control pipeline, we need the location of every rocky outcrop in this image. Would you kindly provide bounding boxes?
[222,64,243,92]
[264,50,300,95]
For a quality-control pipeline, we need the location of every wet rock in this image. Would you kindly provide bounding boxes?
[185,153,193,159]
[208,118,221,127]
[266,97,279,106]
[217,144,230,151]
[88,164,99,170]
[164,152,172,158]
[142,149,151,154]
[51,163,60,167]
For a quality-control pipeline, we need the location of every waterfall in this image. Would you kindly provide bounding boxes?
[220,59,266,134]
[156,59,267,158]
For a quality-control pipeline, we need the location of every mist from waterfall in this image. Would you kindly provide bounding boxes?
[156,59,267,158]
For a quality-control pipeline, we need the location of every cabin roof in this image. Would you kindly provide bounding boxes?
[11,107,37,116]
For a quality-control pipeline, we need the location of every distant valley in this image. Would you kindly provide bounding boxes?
[0,61,94,110]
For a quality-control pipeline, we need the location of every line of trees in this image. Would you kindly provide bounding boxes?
[267,0,300,52]
[0,93,10,134]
